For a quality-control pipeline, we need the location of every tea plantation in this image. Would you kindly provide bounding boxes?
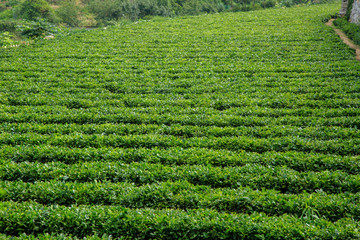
[1,3,360,239]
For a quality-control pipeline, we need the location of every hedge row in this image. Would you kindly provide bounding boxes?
[2,74,360,95]
[2,161,360,194]
[2,145,360,174]
[1,132,359,155]
[2,103,360,118]
[1,180,360,221]
[3,92,360,108]
[1,122,359,140]
[1,111,359,127]
[0,233,112,240]
[0,201,359,239]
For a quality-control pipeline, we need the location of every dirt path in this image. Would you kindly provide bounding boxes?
[326,19,360,61]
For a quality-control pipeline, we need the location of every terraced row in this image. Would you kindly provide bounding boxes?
[2,145,360,173]
[1,180,360,221]
[2,161,360,194]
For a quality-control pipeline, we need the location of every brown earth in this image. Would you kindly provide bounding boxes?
[326,19,360,61]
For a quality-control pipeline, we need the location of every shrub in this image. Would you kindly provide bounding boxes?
[0,31,16,46]
[16,0,57,22]
[280,0,293,7]
[0,20,17,32]
[232,3,252,11]
[0,9,13,20]
[135,0,172,19]
[5,0,21,7]
[86,0,122,21]
[56,0,81,27]
[261,0,276,8]
[87,0,172,22]
[0,2,6,12]
[16,18,57,38]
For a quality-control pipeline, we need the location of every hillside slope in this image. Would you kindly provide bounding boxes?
[1,3,360,239]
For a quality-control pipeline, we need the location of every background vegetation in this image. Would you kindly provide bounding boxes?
[0,0,335,26]
[0,0,337,47]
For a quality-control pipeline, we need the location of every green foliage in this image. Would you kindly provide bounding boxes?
[333,17,360,45]
[344,0,354,20]
[179,0,225,15]
[2,144,360,174]
[1,180,360,222]
[0,0,338,26]
[0,233,115,239]
[0,0,19,12]
[0,2,6,12]
[85,0,280,23]
[55,0,81,27]
[16,0,57,22]
[16,18,57,38]
[86,0,174,22]
[0,31,17,46]
[261,0,276,8]
[0,20,17,32]
[3,0,21,7]
[0,9,13,20]
[0,201,359,239]
[2,160,360,194]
